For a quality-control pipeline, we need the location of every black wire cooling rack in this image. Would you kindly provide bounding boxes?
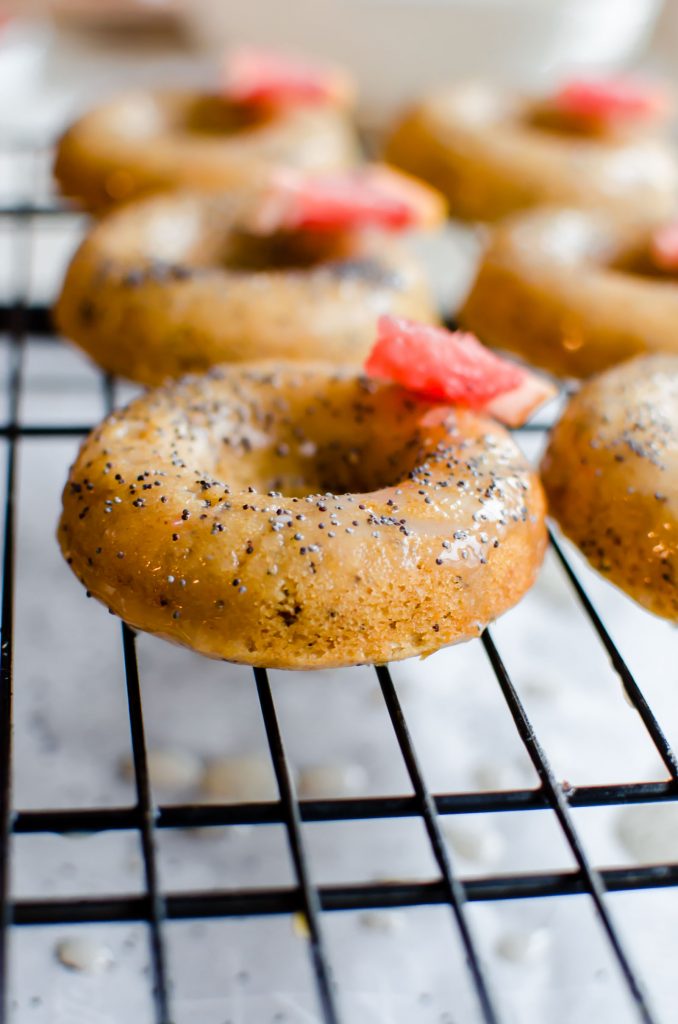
[0,140,677,1024]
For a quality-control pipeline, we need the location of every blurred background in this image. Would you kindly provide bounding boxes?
[1,0,678,132]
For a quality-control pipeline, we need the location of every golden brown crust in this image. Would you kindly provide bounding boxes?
[58,361,547,669]
[54,191,438,386]
[541,355,678,621]
[54,90,360,213]
[384,83,678,223]
[461,208,678,379]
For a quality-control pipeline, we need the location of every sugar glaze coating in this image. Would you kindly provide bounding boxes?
[54,90,359,213]
[462,207,678,379]
[542,355,678,620]
[385,82,677,222]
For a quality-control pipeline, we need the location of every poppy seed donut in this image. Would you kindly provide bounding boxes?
[461,208,678,379]
[58,362,547,669]
[385,82,678,223]
[542,355,678,620]
[54,90,360,213]
[54,190,438,386]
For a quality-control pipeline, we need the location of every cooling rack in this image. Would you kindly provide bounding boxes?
[0,139,677,1024]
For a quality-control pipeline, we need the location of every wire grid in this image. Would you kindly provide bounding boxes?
[0,141,677,1024]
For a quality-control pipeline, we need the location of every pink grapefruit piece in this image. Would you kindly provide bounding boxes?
[365,316,556,427]
[650,220,678,271]
[221,46,353,109]
[249,165,446,235]
[552,78,670,124]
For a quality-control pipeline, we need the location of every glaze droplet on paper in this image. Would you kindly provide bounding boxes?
[56,937,114,974]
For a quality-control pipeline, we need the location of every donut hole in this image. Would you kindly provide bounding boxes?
[610,242,678,282]
[524,103,613,140]
[181,95,272,137]
[207,380,431,499]
[216,429,424,499]
[93,93,273,145]
[523,212,678,283]
[106,194,354,273]
[233,438,421,498]
[217,228,354,272]
[159,222,351,274]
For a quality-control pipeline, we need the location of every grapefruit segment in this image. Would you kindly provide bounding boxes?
[481,374,557,428]
[365,316,555,427]
[650,220,678,271]
[249,165,446,235]
[552,78,670,124]
[221,46,353,109]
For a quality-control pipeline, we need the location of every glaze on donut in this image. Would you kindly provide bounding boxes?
[385,82,677,222]
[58,362,547,669]
[54,90,359,212]
[54,190,438,386]
[461,208,678,379]
[542,355,678,620]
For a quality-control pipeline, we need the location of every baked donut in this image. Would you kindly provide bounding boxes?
[54,89,359,213]
[542,355,678,621]
[58,361,547,669]
[460,207,678,379]
[385,80,678,222]
[54,180,441,386]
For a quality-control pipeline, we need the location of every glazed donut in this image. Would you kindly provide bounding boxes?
[384,81,678,222]
[54,188,438,386]
[58,361,547,669]
[54,90,359,212]
[542,355,678,621]
[460,207,678,379]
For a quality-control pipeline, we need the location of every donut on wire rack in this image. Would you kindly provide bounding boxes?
[59,320,552,669]
[54,166,446,385]
[542,354,678,621]
[385,78,678,222]
[54,48,361,213]
[460,207,678,379]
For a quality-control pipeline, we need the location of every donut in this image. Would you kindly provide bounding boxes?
[460,207,678,379]
[54,172,442,386]
[54,89,359,213]
[58,361,547,669]
[384,80,678,222]
[541,355,678,621]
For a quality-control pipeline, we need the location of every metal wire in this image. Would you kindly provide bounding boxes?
[121,625,172,1024]
[0,296,24,1024]
[254,668,342,1024]
[376,664,501,1024]
[482,631,658,1024]
[549,531,678,781]
[0,162,677,1024]
[0,187,35,1024]
[11,861,678,928]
